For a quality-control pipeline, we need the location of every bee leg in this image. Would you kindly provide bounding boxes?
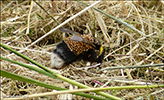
[96,50,105,64]
[86,62,91,66]
[84,49,98,63]
[96,50,105,70]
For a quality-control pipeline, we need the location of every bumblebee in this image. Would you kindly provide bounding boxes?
[51,28,105,69]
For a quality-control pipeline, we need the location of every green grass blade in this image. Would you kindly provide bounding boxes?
[0,56,58,79]
[0,43,52,73]
[0,43,121,99]
[0,70,109,100]
[0,70,63,90]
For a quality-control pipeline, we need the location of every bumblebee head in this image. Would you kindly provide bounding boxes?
[51,53,64,69]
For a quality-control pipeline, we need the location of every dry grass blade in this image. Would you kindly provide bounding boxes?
[94,10,111,42]
[26,1,34,35]
[4,84,164,100]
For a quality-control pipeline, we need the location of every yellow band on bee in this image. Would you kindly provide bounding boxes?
[99,45,103,56]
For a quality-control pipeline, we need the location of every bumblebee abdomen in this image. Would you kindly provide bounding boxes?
[51,41,84,68]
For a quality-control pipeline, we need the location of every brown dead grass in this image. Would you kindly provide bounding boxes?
[1,1,164,100]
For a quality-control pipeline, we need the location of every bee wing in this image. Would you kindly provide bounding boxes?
[60,28,96,48]
[71,35,96,48]
[59,28,79,35]
[71,35,83,42]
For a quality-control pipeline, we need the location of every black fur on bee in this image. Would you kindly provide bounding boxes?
[51,28,105,69]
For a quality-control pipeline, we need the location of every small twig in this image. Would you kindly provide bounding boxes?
[100,64,164,71]
[76,63,101,70]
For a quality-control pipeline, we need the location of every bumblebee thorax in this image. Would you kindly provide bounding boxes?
[64,35,94,55]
